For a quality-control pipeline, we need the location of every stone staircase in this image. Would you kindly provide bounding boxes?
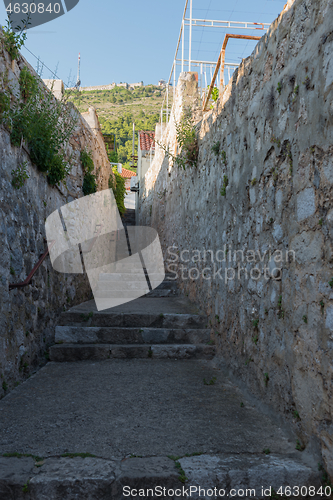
[49,273,214,362]
[121,207,136,226]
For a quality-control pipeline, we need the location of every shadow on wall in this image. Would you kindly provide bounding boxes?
[138,0,333,479]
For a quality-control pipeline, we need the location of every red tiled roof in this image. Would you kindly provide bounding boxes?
[120,168,137,179]
[139,131,155,151]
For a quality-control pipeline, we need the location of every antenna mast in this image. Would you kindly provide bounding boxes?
[76,53,81,88]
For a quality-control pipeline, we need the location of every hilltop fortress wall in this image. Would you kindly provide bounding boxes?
[139,0,333,475]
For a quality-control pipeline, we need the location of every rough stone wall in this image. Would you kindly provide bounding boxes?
[139,0,333,476]
[0,40,112,397]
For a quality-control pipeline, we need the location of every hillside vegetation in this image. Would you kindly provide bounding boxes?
[66,85,172,169]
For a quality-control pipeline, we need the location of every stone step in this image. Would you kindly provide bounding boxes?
[96,281,149,291]
[55,326,211,345]
[95,278,177,292]
[98,272,173,282]
[58,312,208,329]
[93,289,149,299]
[145,289,180,297]
[49,343,216,362]
[0,454,321,500]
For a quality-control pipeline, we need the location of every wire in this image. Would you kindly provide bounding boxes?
[22,45,74,89]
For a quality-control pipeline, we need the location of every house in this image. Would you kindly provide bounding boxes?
[42,79,64,100]
[138,131,155,183]
[120,167,137,191]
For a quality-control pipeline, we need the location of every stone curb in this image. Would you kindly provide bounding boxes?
[0,454,322,500]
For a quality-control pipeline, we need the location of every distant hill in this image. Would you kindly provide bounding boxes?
[66,85,172,169]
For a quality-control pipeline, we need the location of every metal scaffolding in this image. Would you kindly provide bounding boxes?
[159,0,272,138]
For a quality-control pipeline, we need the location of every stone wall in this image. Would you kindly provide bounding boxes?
[139,0,333,476]
[0,38,113,397]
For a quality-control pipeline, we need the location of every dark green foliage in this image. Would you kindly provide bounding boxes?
[211,141,220,156]
[80,149,94,172]
[109,168,126,215]
[81,149,97,195]
[203,376,217,385]
[252,319,259,328]
[221,150,227,165]
[0,91,10,122]
[19,66,38,101]
[220,175,229,196]
[296,439,305,451]
[82,172,97,196]
[108,150,118,163]
[11,161,29,189]
[277,295,285,319]
[99,109,159,169]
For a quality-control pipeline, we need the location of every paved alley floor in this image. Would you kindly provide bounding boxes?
[0,358,298,461]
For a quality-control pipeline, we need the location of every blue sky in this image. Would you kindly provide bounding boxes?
[0,0,286,87]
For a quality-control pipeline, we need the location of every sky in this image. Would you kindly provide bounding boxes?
[0,0,286,88]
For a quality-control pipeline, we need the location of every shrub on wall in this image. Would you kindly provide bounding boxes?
[80,149,97,196]
[108,168,126,216]
[5,65,77,186]
[82,172,97,195]
[0,91,10,122]
[1,20,27,61]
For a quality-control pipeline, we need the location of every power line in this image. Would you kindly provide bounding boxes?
[22,45,74,89]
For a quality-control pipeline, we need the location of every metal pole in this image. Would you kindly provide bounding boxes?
[167,0,189,87]
[166,84,169,123]
[181,19,184,72]
[132,122,135,168]
[189,0,192,71]
[173,60,176,97]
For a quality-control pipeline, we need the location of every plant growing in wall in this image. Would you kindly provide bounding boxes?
[7,66,77,186]
[19,66,38,101]
[211,141,220,156]
[175,107,199,169]
[220,175,229,196]
[80,149,95,172]
[221,150,227,166]
[11,161,29,189]
[0,91,10,123]
[277,295,285,319]
[155,107,199,170]
[1,20,27,60]
[108,168,126,216]
[81,149,97,196]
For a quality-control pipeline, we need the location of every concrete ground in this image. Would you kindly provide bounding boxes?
[124,191,135,210]
[0,294,323,497]
[0,358,300,461]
